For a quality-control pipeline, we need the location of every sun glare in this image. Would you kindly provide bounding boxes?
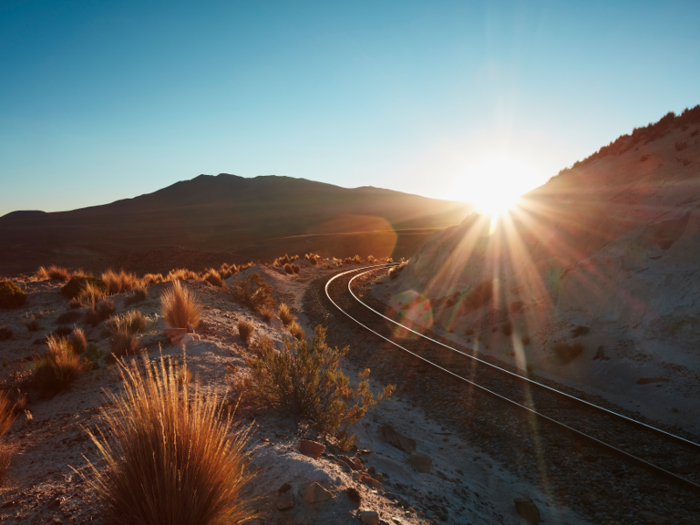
[456,157,543,219]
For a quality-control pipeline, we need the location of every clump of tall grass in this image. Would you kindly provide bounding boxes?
[104,310,149,336]
[70,328,87,354]
[77,282,107,306]
[124,286,148,307]
[83,299,115,327]
[110,330,142,360]
[237,320,255,345]
[278,303,295,326]
[0,392,17,487]
[203,269,226,288]
[35,265,72,282]
[101,269,140,295]
[81,354,255,525]
[236,326,394,434]
[388,261,408,280]
[288,321,305,341]
[34,335,86,396]
[161,281,201,329]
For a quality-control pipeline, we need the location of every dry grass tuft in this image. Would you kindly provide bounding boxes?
[81,353,255,525]
[0,392,17,487]
[34,335,86,396]
[260,309,273,323]
[278,303,295,326]
[230,273,277,314]
[203,269,226,288]
[36,265,72,282]
[77,282,107,307]
[161,280,201,329]
[288,321,305,341]
[104,310,149,336]
[109,330,142,360]
[70,328,87,354]
[283,263,294,275]
[237,320,255,345]
[83,299,115,327]
[101,269,140,295]
[124,286,148,307]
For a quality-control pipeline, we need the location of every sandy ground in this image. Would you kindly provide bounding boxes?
[0,262,589,524]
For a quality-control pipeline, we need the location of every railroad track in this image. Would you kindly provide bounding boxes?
[323,264,700,499]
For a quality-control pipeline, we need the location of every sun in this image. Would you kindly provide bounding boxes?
[455,157,543,218]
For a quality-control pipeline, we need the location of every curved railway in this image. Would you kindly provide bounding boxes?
[323,264,700,497]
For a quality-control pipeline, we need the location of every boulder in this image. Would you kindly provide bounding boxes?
[166,328,188,339]
[378,425,416,454]
[304,482,333,504]
[513,497,541,524]
[360,510,380,524]
[407,452,432,473]
[298,439,325,459]
[277,483,291,496]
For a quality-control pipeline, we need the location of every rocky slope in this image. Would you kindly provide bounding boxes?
[383,107,700,434]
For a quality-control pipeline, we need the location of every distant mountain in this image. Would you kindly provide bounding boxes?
[0,174,472,273]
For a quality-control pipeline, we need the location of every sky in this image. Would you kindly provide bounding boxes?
[1,0,698,216]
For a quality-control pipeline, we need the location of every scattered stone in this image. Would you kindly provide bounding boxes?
[298,439,325,459]
[47,498,62,509]
[353,457,365,471]
[373,472,384,484]
[339,454,360,470]
[368,465,376,475]
[407,452,432,473]
[269,314,284,331]
[360,509,380,524]
[378,425,416,454]
[346,487,362,506]
[636,511,670,524]
[277,483,291,496]
[304,482,333,504]
[276,492,294,511]
[0,500,16,508]
[514,497,541,524]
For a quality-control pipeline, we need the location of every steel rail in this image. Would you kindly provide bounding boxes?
[325,264,700,493]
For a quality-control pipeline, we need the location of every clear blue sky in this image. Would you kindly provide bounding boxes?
[1,0,698,215]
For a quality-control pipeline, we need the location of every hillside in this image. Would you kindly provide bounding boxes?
[0,174,471,275]
[383,106,700,434]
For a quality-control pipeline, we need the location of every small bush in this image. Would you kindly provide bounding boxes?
[104,310,149,336]
[83,299,115,327]
[0,326,12,341]
[230,273,277,314]
[84,343,104,366]
[24,314,41,331]
[509,301,523,313]
[0,391,17,487]
[388,261,408,280]
[101,269,140,295]
[70,328,87,354]
[292,264,300,274]
[501,322,513,336]
[552,341,584,364]
[465,327,474,336]
[260,309,273,323]
[675,140,688,151]
[110,330,142,360]
[57,310,82,325]
[124,287,148,307]
[142,273,165,284]
[61,276,108,300]
[82,354,255,525]
[236,326,394,434]
[161,280,202,329]
[34,335,86,396]
[463,281,493,311]
[36,265,72,282]
[288,321,305,341]
[324,263,333,270]
[237,320,255,345]
[203,269,226,288]
[278,303,295,326]
[367,255,376,263]
[77,282,107,307]
[0,281,27,309]
[283,264,294,274]
[521,335,531,345]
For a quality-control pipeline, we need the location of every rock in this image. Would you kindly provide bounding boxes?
[346,487,362,506]
[513,497,541,524]
[187,322,194,333]
[47,498,62,509]
[378,425,416,454]
[298,439,325,459]
[166,328,188,339]
[636,511,670,524]
[368,465,376,475]
[277,483,291,496]
[339,454,360,470]
[179,334,194,345]
[360,509,380,524]
[364,477,382,490]
[407,452,432,473]
[304,482,333,504]
[373,472,384,484]
[353,457,365,471]
[276,492,294,511]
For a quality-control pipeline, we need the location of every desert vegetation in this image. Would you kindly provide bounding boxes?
[101,269,140,295]
[388,260,408,280]
[61,276,108,300]
[104,310,149,336]
[124,286,148,307]
[230,273,276,313]
[0,281,27,309]
[552,340,585,364]
[34,335,86,396]
[161,280,202,329]
[83,298,115,327]
[35,265,72,282]
[278,303,295,326]
[237,319,255,345]
[0,392,17,487]
[83,354,254,525]
[236,325,394,435]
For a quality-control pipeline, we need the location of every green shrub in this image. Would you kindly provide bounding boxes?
[552,341,584,364]
[61,276,108,299]
[0,281,27,309]
[236,326,394,434]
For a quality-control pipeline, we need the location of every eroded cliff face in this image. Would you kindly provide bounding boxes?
[381,113,700,432]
